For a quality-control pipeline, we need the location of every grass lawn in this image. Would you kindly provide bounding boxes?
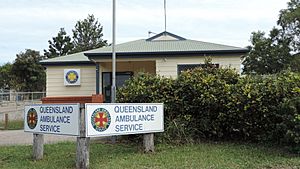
[0,142,299,169]
[0,120,23,130]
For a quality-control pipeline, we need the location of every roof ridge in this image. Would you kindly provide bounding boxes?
[146,31,186,41]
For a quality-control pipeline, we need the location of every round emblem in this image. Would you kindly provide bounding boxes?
[65,70,79,84]
[27,108,38,129]
[91,108,111,132]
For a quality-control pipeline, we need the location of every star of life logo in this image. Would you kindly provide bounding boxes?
[91,108,111,132]
[65,70,79,84]
[27,108,38,129]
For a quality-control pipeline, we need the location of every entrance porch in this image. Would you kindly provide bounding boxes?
[96,60,156,102]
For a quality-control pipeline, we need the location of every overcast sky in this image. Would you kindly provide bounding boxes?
[0,0,290,65]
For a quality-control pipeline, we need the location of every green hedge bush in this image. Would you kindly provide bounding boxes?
[229,72,300,143]
[117,67,300,149]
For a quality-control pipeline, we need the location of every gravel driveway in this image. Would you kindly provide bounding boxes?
[0,130,76,146]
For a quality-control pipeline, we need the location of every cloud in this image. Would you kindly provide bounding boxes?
[0,0,290,64]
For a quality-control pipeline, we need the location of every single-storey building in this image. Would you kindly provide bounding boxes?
[40,31,249,102]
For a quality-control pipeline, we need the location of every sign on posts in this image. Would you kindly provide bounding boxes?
[86,103,164,137]
[24,104,80,136]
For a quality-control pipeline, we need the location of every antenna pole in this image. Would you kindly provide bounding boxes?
[164,0,167,32]
[112,0,116,103]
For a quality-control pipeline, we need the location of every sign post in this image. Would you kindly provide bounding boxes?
[143,133,154,152]
[85,103,164,152]
[25,102,163,166]
[24,104,80,160]
[33,133,44,160]
[76,103,89,169]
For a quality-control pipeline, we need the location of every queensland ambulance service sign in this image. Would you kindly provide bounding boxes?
[24,104,80,136]
[86,103,164,137]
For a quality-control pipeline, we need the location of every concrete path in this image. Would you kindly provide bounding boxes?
[0,130,76,146]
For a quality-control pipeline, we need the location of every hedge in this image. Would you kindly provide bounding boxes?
[117,66,300,150]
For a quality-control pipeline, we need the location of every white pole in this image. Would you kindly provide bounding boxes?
[164,0,166,32]
[112,0,116,103]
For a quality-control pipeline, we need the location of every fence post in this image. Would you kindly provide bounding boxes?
[143,133,154,153]
[76,103,89,169]
[4,113,8,130]
[33,133,44,160]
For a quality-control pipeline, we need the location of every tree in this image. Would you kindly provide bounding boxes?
[242,29,292,74]
[278,0,300,52]
[0,63,13,90]
[11,49,45,91]
[290,53,300,72]
[44,28,74,59]
[72,14,107,53]
[242,0,300,74]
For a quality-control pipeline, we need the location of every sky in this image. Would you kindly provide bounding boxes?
[0,0,290,65]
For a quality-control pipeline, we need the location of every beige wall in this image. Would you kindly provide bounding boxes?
[92,55,241,79]
[45,62,155,97]
[100,61,156,75]
[155,55,241,78]
[46,55,241,97]
[46,65,96,97]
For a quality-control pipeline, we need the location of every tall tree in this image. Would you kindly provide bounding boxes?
[242,0,300,74]
[11,49,45,91]
[242,29,292,74]
[72,14,107,53]
[290,53,300,72]
[0,63,13,90]
[44,28,74,59]
[278,0,300,52]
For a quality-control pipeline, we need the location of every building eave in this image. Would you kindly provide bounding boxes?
[84,49,249,59]
[40,61,95,66]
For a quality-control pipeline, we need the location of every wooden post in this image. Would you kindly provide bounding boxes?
[4,113,8,130]
[33,133,44,160]
[76,103,89,169]
[143,133,154,153]
[76,137,90,169]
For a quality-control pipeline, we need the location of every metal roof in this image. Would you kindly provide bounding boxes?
[87,39,247,54]
[40,31,249,65]
[40,51,94,65]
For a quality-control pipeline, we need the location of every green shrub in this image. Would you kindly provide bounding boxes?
[175,67,239,140]
[230,72,300,142]
[117,67,300,148]
[278,97,300,152]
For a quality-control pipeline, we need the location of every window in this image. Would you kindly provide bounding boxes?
[177,64,219,75]
[177,64,201,75]
[102,72,133,103]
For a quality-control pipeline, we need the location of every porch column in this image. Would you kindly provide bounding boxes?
[96,63,100,95]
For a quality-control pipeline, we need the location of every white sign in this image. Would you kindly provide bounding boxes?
[24,104,80,136]
[64,69,81,86]
[86,103,164,137]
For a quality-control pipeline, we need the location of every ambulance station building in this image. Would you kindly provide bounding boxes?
[41,31,248,102]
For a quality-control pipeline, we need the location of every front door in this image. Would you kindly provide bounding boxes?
[102,72,133,102]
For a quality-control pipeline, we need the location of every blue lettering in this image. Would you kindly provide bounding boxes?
[115,114,155,122]
[40,115,71,123]
[39,124,60,132]
[114,105,158,113]
[115,124,143,132]
[114,106,120,113]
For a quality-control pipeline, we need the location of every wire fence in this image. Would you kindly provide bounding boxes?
[0,91,46,102]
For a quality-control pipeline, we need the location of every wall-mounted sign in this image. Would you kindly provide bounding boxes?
[24,104,80,136]
[64,69,80,86]
[85,103,164,137]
